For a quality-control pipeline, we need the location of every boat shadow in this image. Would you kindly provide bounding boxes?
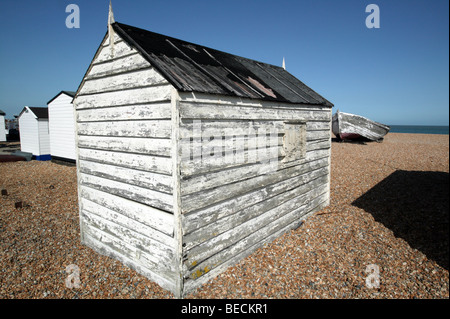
[352,170,449,270]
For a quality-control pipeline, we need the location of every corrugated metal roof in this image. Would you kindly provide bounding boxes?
[113,22,333,107]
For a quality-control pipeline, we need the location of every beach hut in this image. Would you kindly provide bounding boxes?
[47,91,77,162]
[73,20,333,297]
[0,109,6,142]
[18,106,51,161]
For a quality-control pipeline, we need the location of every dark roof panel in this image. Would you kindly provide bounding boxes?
[113,22,333,107]
[29,107,49,119]
[0,109,5,116]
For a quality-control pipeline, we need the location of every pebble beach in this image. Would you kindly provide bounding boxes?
[0,133,448,299]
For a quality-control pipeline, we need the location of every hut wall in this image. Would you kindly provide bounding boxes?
[74,33,178,292]
[19,110,40,155]
[0,115,6,142]
[177,92,332,294]
[48,94,76,161]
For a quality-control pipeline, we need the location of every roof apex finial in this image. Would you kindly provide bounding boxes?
[108,0,115,57]
[282,57,286,70]
[108,0,115,25]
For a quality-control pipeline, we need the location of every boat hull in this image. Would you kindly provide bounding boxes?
[332,111,390,142]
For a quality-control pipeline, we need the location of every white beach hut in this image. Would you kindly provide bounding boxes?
[73,19,333,297]
[48,91,77,162]
[18,106,51,161]
[0,109,6,142]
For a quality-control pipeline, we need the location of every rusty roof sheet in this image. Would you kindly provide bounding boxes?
[113,22,333,107]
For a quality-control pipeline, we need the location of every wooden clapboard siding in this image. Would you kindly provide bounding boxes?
[79,160,173,194]
[180,102,330,121]
[81,69,169,95]
[79,186,174,239]
[177,95,331,291]
[76,103,171,122]
[77,120,171,138]
[181,161,329,214]
[181,157,329,234]
[78,148,172,175]
[183,172,330,250]
[48,93,76,160]
[77,136,171,157]
[74,31,178,293]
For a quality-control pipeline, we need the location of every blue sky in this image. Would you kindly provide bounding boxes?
[0,0,448,125]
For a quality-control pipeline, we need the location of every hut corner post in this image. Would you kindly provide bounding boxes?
[327,107,332,206]
[73,99,85,245]
[171,88,184,298]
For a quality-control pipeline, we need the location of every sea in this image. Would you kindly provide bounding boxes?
[389,125,449,135]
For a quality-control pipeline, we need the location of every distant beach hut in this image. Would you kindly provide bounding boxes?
[73,12,334,297]
[47,91,77,162]
[0,109,6,142]
[18,106,51,161]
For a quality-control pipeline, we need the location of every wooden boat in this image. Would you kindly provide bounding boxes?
[332,110,390,142]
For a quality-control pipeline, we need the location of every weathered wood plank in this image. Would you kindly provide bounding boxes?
[180,145,329,178]
[303,185,330,216]
[307,130,330,141]
[180,120,330,139]
[85,53,151,80]
[78,135,172,157]
[80,173,174,212]
[181,162,329,214]
[77,120,172,139]
[77,103,171,122]
[75,85,173,109]
[81,223,177,288]
[179,120,285,139]
[80,186,175,239]
[180,144,283,177]
[307,121,331,131]
[183,174,329,250]
[179,102,331,121]
[79,160,173,194]
[81,220,176,281]
[81,69,169,95]
[306,139,331,151]
[81,205,175,267]
[180,121,331,141]
[180,151,321,196]
[78,148,172,175]
[181,158,329,232]
[179,91,331,111]
[95,40,136,64]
